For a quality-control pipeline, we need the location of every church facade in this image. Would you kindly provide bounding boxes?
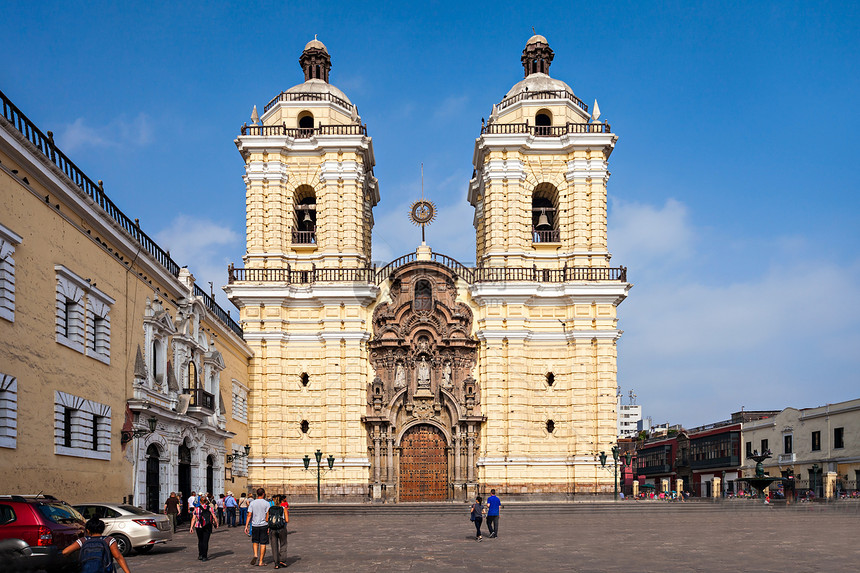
[226,36,630,501]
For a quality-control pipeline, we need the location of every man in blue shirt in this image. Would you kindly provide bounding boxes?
[486,489,501,538]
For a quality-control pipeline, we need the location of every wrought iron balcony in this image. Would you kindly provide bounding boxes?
[481,121,611,136]
[240,123,367,137]
[183,388,214,413]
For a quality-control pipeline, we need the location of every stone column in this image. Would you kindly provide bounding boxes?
[632,481,639,498]
[675,479,684,497]
[386,434,394,483]
[454,427,462,482]
[661,478,670,494]
[825,472,837,500]
[712,477,721,499]
[467,426,475,482]
[373,427,381,483]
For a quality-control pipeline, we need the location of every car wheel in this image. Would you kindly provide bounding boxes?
[109,534,132,556]
[135,545,154,554]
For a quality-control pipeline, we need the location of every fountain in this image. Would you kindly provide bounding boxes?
[737,450,788,502]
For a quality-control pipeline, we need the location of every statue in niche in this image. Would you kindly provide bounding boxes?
[394,362,406,388]
[441,361,452,389]
[417,356,431,388]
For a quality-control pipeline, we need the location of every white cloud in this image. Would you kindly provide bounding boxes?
[433,95,469,121]
[58,113,153,152]
[155,215,243,308]
[613,197,860,426]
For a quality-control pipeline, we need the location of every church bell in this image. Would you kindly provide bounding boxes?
[536,208,551,229]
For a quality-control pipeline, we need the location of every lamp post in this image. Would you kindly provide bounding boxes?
[226,444,251,463]
[302,449,336,503]
[120,415,158,445]
[599,446,633,501]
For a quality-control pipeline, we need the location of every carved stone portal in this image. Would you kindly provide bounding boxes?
[364,261,483,501]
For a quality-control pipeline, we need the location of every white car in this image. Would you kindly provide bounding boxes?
[73,503,172,555]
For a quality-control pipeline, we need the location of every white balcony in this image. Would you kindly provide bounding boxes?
[778,453,796,463]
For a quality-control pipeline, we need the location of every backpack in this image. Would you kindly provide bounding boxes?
[79,537,114,573]
[267,506,286,530]
[197,505,210,528]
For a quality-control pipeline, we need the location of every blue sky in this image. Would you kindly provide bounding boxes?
[4,1,859,427]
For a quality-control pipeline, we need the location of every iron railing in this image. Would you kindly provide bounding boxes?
[229,260,627,285]
[183,388,214,411]
[497,89,588,113]
[532,228,560,243]
[481,121,611,136]
[264,91,355,113]
[0,89,242,338]
[291,228,316,244]
[192,284,243,338]
[240,123,367,137]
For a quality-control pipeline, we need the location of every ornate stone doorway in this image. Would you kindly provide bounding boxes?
[365,259,485,502]
[399,424,448,501]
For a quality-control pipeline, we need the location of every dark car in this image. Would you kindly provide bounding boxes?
[0,495,85,572]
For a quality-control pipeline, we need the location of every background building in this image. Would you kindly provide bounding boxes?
[227,36,630,501]
[617,389,642,437]
[0,89,251,506]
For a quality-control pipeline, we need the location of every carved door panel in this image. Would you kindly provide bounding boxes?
[399,424,448,501]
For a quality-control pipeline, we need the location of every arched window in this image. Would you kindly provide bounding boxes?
[188,361,198,389]
[414,280,432,311]
[298,112,314,130]
[535,109,552,136]
[151,340,164,384]
[294,186,317,245]
[532,183,559,243]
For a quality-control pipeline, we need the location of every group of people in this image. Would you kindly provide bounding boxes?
[182,487,289,566]
[163,490,254,533]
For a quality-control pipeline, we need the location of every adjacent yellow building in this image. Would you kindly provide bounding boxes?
[227,35,630,501]
[0,89,251,508]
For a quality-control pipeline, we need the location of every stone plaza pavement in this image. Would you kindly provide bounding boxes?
[124,502,860,573]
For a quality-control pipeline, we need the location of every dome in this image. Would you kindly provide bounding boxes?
[503,73,574,100]
[304,38,327,52]
[285,78,353,106]
[526,34,548,46]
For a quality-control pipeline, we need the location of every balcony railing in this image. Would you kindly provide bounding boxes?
[264,91,355,113]
[240,123,367,137]
[291,228,317,244]
[497,89,588,113]
[481,121,611,136]
[192,284,243,338]
[532,228,560,243]
[183,388,214,412]
[229,260,627,285]
[778,453,796,464]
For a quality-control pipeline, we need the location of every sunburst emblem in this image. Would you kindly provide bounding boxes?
[409,199,436,226]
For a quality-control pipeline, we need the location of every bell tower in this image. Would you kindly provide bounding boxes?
[228,39,380,500]
[466,35,630,497]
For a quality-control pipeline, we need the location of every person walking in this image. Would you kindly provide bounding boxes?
[216,493,225,526]
[62,517,131,573]
[469,496,486,541]
[245,488,270,566]
[187,490,198,524]
[189,494,218,561]
[224,491,238,527]
[267,494,289,569]
[486,489,501,538]
[238,492,250,532]
[163,492,180,533]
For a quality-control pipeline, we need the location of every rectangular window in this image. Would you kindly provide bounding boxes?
[760,439,768,453]
[0,223,22,323]
[811,431,821,451]
[55,391,111,460]
[232,380,248,424]
[745,441,752,457]
[834,427,844,449]
[0,373,18,449]
[784,435,792,454]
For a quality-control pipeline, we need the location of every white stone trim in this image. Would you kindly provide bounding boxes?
[478,456,601,467]
[231,380,248,424]
[0,222,21,323]
[85,288,114,365]
[0,373,18,449]
[55,266,87,354]
[54,390,112,460]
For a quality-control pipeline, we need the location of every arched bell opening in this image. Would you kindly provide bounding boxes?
[294,185,317,245]
[532,183,560,243]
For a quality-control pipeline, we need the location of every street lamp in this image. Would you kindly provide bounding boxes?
[599,446,634,501]
[120,416,158,445]
[226,444,251,463]
[302,449,336,503]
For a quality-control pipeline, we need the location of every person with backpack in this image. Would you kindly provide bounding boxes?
[189,493,219,561]
[267,494,289,569]
[62,517,130,573]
